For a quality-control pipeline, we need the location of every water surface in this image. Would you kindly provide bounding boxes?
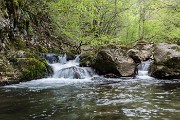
[0,78,180,120]
[0,56,179,120]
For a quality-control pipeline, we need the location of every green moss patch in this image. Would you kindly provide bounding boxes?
[16,58,50,81]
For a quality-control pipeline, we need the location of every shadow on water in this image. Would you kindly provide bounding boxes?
[157,81,180,90]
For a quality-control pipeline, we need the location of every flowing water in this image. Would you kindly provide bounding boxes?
[0,55,180,120]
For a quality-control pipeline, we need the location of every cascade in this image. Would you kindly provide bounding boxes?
[136,60,152,79]
[48,54,94,79]
[58,54,67,64]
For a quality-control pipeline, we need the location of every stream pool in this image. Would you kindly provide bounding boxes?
[0,78,180,120]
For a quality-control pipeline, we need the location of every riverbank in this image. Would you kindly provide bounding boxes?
[0,42,180,85]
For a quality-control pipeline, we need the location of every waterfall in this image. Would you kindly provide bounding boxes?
[48,54,94,79]
[136,60,152,79]
[58,54,67,64]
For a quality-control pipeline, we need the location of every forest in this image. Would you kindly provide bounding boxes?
[27,0,180,45]
[1,0,179,47]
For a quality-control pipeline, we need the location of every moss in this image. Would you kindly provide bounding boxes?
[80,52,95,67]
[35,44,48,53]
[12,0,19,16]
[118,44,132,50]
[17,0,24,7]
[0,55,14,72]
[17,58,50,81]
[12,36,27,50]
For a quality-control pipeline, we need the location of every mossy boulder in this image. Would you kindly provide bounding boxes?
[92,45,136,77]
[16,58,51,81]
[0,50,52,85]
[150,43,180,79]
[79,52,95,67]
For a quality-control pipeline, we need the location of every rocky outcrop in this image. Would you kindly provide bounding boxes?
[0,51,52,85]
[150,43,180,79]
[0,0,80,85]
[92,46,136,77]
[127,42,154,63]
[0,54,19,85]
[79,52,94,67]
[16,58,51,81]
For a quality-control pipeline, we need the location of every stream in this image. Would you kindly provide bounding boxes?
[0,55,179,120]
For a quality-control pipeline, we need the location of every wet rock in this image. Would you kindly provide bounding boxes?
[92,45,136,77]
[45,54,59,64]
[79,53,94,67]
[150,43,180,79]
[91,76,108,81]
[66,52,76,61]
[74,72,81,79]
[104,73,119,78]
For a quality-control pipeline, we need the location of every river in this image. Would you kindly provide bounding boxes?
[0,55,179,120]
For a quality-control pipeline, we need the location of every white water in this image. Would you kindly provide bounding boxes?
[5,54,95,89]
[50,55,94,79]
[136,60,153,80]
[5,55,154,89]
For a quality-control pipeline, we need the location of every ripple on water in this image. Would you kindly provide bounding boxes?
[0,77,180,120]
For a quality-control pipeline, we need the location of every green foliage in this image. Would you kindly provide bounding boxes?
[13,0,179,46]
[47,0,179,46]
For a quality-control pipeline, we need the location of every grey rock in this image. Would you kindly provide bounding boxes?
[150,43,180,79]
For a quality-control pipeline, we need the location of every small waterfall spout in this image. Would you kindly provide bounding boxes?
[47,54,94,79]
[58,54,67,64]
[136,60,152,79]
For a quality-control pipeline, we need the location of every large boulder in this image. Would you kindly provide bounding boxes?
[150,43,180,79]
[92,46,136,77]
[127,42,154,63]
[16,58,51,81]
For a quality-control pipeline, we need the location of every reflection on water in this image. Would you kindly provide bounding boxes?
[0,78,180,120]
